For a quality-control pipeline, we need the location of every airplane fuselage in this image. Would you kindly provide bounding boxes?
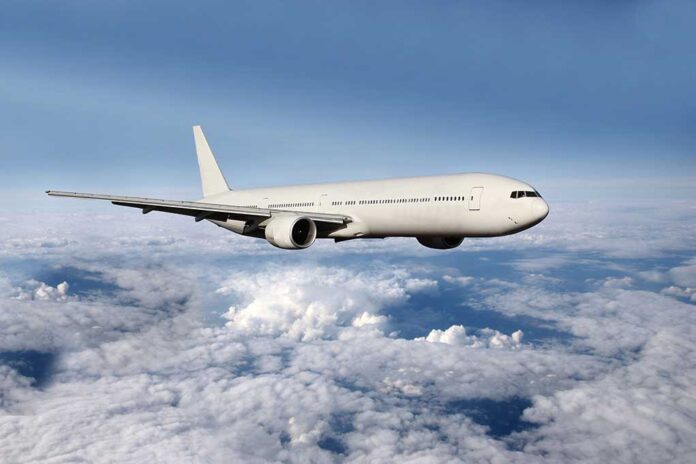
[208,172,549,241]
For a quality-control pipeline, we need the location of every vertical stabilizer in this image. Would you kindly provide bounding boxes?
[193,125,230,197]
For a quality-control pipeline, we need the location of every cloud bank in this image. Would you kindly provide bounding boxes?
[1,201,695,463]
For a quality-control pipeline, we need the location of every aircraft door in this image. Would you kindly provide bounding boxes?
[469,187,483,211]
[318,193,329,211]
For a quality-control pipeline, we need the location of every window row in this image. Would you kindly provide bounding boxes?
[358,197,430,205]
[269,202,314,209]
[267,195,471,210]
[510,191,541,199]
[335,196,467,205]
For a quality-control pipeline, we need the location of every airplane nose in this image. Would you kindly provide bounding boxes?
[533,199,549,222]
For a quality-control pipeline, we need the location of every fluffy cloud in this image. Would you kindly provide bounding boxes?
[1,202,695,463]
[669,258,696,288]
[661,285,696,302]
[15,281,70,301]
[475,278,696,462]
[216,266,417,341]
[0,263,607,463]
[420,325,524,350]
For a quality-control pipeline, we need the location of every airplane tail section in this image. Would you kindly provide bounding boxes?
[193,125,230,197]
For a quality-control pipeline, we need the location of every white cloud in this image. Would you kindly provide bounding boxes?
[1,202,695,462]
[352,311,388,327]
[0,262,609,463]
[601,276,634,288]
[669,259,696,288]
[637,270,667,283]
[217,266,421,341]
[420,325,524,350]
[661,285,696,302]
[476,278,696,462]
[442,275,475,286]
[15,281,70,301]
[404,277,439,294]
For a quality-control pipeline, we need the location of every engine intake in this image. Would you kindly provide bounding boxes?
[417,236,464,250]
[265,215,317,249]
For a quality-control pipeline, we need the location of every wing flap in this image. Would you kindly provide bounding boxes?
[46,191,351,225]
[111,201,232,222]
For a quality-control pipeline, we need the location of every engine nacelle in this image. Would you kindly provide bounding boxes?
[264,215,317,249]
[416,236,464,250]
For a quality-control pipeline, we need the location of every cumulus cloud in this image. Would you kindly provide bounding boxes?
[1,202,695,462]
[475,278,696,462]
[15,281,70,301]
[352,311,388,327]
[661,285,696,302]
[217,266,419,341]
[0,262,608,463]
[420,325,524,350]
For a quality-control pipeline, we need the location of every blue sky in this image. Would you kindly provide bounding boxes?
[1,0,694,204]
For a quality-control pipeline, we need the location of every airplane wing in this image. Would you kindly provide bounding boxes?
[45,191,352,226]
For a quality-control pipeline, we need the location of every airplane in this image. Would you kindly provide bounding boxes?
[47,126,549,250]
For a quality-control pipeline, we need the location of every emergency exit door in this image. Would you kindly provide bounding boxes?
[469,187,483,211]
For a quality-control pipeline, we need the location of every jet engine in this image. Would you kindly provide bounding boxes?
[416,236,464,250]
[264,215,317,249]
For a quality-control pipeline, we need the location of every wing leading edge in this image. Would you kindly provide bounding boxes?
[45,191,352,226]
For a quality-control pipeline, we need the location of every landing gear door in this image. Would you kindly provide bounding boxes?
[469,187,483,211]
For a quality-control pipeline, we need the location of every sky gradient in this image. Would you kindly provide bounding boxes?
[1,0,694,205]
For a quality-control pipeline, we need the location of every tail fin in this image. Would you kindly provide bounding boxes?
[193,125,230,197]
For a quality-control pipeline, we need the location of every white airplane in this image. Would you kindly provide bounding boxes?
[47,126,549,250]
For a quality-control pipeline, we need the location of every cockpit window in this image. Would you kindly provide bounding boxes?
[511,190,542,199]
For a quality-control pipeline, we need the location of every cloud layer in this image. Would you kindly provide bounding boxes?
[1,202,695,463]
